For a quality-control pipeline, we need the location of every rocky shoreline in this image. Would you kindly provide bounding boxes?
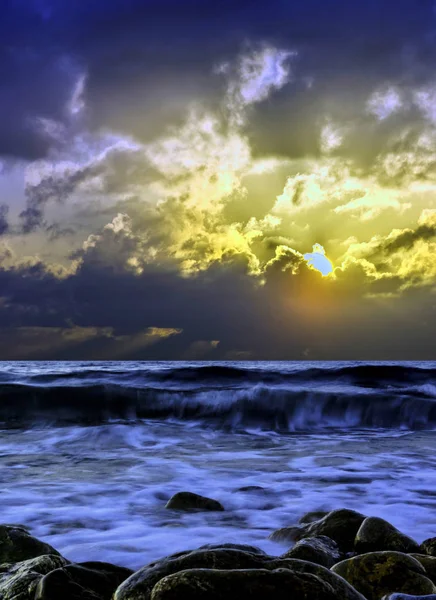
[2,492,436,600]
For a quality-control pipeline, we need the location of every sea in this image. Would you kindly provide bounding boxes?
[0,360,435,570]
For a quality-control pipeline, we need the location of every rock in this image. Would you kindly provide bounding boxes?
[150,567,339,600]
[355,517,420,554]
[35,562,134,600]
[114,549,283,600]
[270,508,366,553]
[114,550,365,600]
[197,543,267,555]
[299,511,330,524]
[332,551,436,600]
[0,554,68,600]
[410,555,436,585]
[281,535,342,568]
[381,595,436,600]
[2,524,31,533]
[268,526,304,543]
[421,539,436,557]
[165,492,224,512]
[278,558,367,600]
[77,562,134,580]
[144,544,268,570]
[236,486,265,492]
[0,525,62,563]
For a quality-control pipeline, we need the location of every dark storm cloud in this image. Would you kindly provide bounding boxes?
[20,164,99,232]
[3,0,436,161]
[1,0,436,360]
[45,223,75,240]
[0,2,79,160]
[383,223,436,253]
[0,205,9,235]
[0,218,434,360]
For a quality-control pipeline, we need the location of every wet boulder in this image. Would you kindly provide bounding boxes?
[354,517,420,554]
[0,525,62,563]
[143,544,268,570]
[281,535,342,568]
[332,551,436,600]
[150,567,339,600]
[165,492,224,512]
[114,550,366,600]
[0,554,68,600]
[113,549,287,600]
[35,562,134,600]
[409,555,436,585]
[277,558,367,600]
[270,508,366,553]
[421,539,436,557]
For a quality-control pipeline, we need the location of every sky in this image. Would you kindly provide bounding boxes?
[0,0,435,360]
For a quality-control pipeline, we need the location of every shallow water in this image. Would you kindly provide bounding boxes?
[1,421,435,570]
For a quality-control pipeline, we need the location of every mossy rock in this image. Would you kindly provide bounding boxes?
[421,539,436,557]
[331,551,436,600]
[270,509,366,553]
[0,554,68,600]
[150,567,339,600]
[281,535,342,568]
[0,526,61,563]
[410,555,436,585]
[276,558,367,600]
[355,517,419,554]
[113,549,290,600]
[114,549,265,600]
[165,492,224,512]
[35,562,134,600]
[114,550,366,600]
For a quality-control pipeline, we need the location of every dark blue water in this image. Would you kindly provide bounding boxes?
[0,361,435,570]
[1,360,435,430]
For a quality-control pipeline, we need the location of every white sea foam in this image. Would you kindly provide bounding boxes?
[0,422,435,570]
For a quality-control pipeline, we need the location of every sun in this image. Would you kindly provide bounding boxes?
[303,243,334,276]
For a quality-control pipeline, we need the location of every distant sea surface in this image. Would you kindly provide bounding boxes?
[1,360,435,569]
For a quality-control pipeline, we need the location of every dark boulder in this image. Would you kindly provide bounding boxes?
[281,535,342,568]
[35,562,134,600]
[114,550,366,600]
[270,508,366,553]
[0,554,68,600]
[165,492,224,512]
[0,525,61,563]
[332,551,436,600]
[421,540,436,557]
[150,567,339,600]
[355,517,419,554]
[410,555,436,585]
[114,549,284,600]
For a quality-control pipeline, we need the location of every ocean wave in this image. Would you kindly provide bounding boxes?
[1,382,435,431]
[6,362,436,389]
